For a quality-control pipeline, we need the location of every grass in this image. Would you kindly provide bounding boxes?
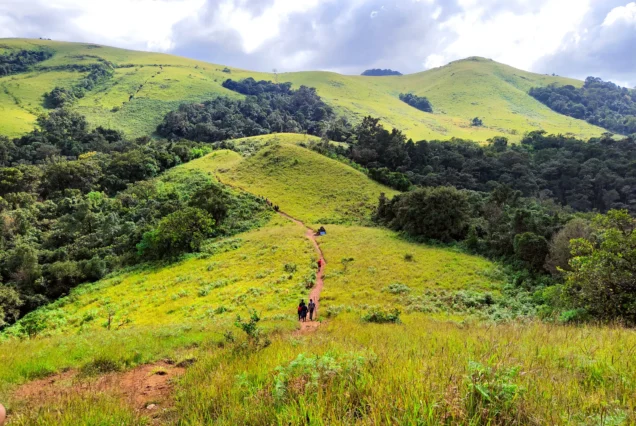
[10,214,315,336]
[186,137,398,223]
[0,39,607,141]
[316,226,505,317]
[167,318,636,425]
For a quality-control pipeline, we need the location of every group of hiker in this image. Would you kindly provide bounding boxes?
[298,299,316,322]
[264,198,279,212]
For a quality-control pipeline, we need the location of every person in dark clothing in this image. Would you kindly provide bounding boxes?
[298,300,306,321]
[308,299,316,320]
[301,304,308,321]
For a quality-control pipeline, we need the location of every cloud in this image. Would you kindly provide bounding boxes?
[1,0,634,84]
[535,1,636,87]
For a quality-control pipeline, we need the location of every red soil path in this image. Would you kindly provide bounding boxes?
[276,211,326,333]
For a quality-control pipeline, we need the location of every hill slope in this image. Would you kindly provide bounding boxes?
[0,39,606,141]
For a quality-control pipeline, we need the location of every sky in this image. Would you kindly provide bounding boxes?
[1,0,635,87]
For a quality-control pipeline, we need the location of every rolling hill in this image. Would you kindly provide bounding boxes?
[0,38,606,141]
[2,39,636,426]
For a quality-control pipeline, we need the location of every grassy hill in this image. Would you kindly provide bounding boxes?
[185,134,399,223]
[0,39,606,141]
[2,134,636,424]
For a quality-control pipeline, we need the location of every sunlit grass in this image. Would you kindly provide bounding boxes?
[317,225,504,313]
[0,39,606,141]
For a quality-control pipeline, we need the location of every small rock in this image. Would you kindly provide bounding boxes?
[146,404,157,410]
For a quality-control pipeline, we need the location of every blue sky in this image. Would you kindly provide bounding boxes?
[1,0,635,86]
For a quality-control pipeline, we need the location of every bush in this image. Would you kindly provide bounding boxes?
[464,361,527,424]
[382,283,411,294]
[378,186,471,242]
[399,93,433,112]
[362,307,401,324]
[137,207,215,259]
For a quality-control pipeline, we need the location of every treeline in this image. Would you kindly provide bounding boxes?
[157,78,334,142]
[312,117,636,214]
[0,109,269,328]
[44,62,115,108]
[0,49,53,76]
[361,69,402,76]
[376,187,636,324]
[399,93,432,112]
[529,77,636,135]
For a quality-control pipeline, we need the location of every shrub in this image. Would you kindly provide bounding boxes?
[382,283,411,295]
[464,361,527,424]
[399,93,433,112]
[362,307,401,324]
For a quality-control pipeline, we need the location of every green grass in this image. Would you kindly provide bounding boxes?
[186,136,398,223]
[0,39,607,141]
[13,214,314,336]
[317,226,504,314]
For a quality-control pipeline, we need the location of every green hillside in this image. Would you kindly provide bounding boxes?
[185,134,399,223]
[0,38,606,141]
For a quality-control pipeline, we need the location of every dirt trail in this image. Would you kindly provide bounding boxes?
[214,173,326,333]
[276,211,326,333]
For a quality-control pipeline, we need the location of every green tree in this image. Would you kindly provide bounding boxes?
[138,207,215,259]
[563,210,636,323]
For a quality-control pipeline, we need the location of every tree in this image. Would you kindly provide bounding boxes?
[0,285,23,327]
[513,232,549,271]
[471,117,483,127]
[378,186,471,242]
[138,207,215,259]
[563,210,636,323]
[544,218,591,275]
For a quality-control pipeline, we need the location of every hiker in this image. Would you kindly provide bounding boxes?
[301,303,308,322]
[309,299,316,321]
[298,300,306,321]
[317,258,322,268]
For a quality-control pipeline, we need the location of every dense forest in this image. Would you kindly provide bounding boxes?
[0,110,269,328]
[529,77,636,135]
[361,69,402,76]
[157,78,334,141]
[0,49,52,76]
[399,93,433,112]
[313,117,636,213]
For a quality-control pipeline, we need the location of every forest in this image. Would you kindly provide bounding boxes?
[399,93,433,112]
[0,48,52,76]
[361,69,402,76]
[157,78,334,141]
[0,110,269,327]
[529,77,636,135]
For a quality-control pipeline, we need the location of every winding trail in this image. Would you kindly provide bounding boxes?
[214,174,325,332]
[276,212,326,333]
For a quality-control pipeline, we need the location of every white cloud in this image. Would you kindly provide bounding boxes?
[370,10,379,18]
[603,2,636,26]
[438,0,591,71]
[424,53,446,69]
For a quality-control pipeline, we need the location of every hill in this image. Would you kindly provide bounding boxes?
[0,39,607,141]
[2,133,636,424]
[185,134,399,223]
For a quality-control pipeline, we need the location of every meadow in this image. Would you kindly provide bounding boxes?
[0,39,607,141]
[187,135,398,223]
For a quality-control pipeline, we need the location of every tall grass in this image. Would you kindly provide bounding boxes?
[173,317,636,425]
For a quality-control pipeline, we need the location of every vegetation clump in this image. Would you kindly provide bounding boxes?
[362,307,401,323]
[361,69,402,76]
[157,78,334,141]
[399,93,433,112]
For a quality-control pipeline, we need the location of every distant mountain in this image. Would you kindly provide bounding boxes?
[0,39,606,142]
[361,68,402,76]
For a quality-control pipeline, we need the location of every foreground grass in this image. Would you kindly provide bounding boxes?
[172,318,636,425]
[6,317,636,425]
